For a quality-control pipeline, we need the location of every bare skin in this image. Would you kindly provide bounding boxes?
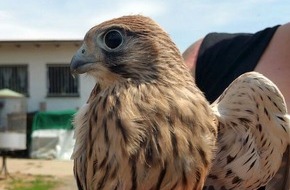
[183,22,290,111]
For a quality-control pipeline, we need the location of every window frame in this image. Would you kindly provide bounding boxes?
[46,63,79,97]
[0,64,29,96]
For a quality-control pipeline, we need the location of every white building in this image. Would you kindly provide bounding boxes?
[0,40,95,112]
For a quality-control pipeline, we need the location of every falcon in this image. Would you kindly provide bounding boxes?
[70,15,217,190]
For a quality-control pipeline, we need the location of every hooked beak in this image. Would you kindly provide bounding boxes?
[70,43,97,75]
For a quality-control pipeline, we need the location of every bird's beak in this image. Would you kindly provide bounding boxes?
[70,43,97,75]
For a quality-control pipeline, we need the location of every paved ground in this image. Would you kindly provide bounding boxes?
[0,158,77,190]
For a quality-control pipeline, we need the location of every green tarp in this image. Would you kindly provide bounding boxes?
[32,110,76,131]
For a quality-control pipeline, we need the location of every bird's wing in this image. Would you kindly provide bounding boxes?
[205,72,290,189]
[265,145,290,190]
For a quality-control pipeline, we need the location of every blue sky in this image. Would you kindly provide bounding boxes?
[0,0,289,51]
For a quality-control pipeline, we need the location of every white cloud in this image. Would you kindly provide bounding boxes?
[87,1,167,26]
[0,10,13,21]
[118,1,167,16]
[0,0,168,40]
[0,0,289,51]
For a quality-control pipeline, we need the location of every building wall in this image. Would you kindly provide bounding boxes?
[0,42,95,112]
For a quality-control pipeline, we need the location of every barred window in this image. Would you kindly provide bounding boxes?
[47,64,79,97]
[0,65,28,95]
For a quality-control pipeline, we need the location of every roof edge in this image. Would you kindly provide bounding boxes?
[0,39,82,43]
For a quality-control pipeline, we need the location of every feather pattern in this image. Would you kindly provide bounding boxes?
[204,72,290,190]
[70,15,217,190]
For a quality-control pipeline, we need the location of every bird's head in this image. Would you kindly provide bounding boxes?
[70,15,188,88]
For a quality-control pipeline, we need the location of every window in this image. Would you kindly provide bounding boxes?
[0,65,28,95]
[47,64,79,97]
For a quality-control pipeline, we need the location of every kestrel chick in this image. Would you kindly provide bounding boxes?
[70,15,217,190]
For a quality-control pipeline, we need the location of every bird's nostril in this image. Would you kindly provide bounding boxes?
[81,49,85,54]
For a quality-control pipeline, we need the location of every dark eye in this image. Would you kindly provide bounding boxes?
[104,29,123,50]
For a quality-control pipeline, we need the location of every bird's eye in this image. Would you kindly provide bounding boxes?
[103,29,123,50]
